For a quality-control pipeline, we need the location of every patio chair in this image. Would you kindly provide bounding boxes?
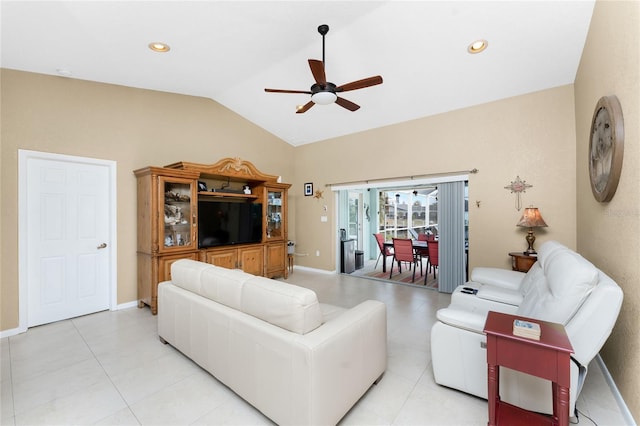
[391,238,421,282]
[374,233,393,270]
[425,240,439,284]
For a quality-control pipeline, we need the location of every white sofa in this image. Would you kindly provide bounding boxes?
[157,259,387,426]
[431,241,623,416]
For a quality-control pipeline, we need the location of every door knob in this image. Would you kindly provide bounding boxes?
[97,243,107,249]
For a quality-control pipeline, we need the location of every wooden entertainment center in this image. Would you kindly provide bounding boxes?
[134,157,291,314]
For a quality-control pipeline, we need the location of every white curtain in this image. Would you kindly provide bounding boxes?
[437,181,466,293]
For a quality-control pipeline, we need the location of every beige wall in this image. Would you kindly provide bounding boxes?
[0,72,579,324]
[0,69,294,330]
[575,0,640,420]
[292,86,578,272]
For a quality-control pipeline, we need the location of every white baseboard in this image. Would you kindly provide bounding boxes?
[0,326,24,339]
[596,354,637,425]
[1,301,141,338]
[289,265,337,274]
[115,300,139,310]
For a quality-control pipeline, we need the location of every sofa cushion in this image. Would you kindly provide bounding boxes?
[516,272,548,318]
[169,259,214,294]
[477,286,523,306]
[171,260,323,334]
[470,267,526,291]
[319,303,347,323]
[241,276,323,334]
[517,249,597,324]
[536,240,568,269]
[519,262,544,294]
[200,266,253,310]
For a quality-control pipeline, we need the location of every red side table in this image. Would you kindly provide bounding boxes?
[483,311,574,426]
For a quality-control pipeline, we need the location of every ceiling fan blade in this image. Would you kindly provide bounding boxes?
[335,97,360,111]
[296,101,315,114]
[265,88,313,94]
[308,59,327,85]
[336,75,383,92]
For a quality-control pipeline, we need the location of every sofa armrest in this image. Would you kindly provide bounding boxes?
[291,300,387,425]
[470,267,526,291]
[295,300,387,364]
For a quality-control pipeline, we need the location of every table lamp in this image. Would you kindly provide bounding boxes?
[516,207,548,254]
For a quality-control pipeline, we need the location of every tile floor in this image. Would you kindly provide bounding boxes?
[0,268,631,425]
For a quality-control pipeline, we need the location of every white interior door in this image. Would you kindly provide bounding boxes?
[22,151,114,327]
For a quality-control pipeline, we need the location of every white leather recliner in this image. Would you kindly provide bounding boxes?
[431,241,623,415]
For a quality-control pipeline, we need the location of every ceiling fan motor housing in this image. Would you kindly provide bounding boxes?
[311,82,337,94]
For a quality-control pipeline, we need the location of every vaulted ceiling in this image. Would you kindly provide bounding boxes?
[1,1,595,146]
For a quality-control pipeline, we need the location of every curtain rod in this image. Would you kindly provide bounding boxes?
[325,168,478,188]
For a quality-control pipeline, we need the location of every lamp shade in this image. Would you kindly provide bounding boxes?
[516,207,548,228]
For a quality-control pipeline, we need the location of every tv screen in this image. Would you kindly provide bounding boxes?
[198,201,263,248]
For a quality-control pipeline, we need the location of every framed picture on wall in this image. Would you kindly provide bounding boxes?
[304,182,313,196]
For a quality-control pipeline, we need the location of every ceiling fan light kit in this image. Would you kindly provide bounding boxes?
[311,91,337,105]
[264,24,383,113]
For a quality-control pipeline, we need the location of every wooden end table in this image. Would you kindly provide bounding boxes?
[483,311,574,426]
[508,252,537,273]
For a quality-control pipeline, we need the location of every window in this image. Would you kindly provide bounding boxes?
[378,188,438,241]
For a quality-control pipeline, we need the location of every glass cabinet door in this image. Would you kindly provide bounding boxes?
[159,176,197,252]
[266,188,284,240]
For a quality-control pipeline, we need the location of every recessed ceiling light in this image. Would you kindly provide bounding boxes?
[148,42,170,53]
[468,39,488,54]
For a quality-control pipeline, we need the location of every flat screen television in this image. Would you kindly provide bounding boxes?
[198,200,263,248]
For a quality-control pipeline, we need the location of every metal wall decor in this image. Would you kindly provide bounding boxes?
[504,176,532,211]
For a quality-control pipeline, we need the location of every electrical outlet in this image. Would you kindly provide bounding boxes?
[316,250,320,257]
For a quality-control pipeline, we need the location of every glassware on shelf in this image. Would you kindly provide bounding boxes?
[161,180,195,250]
[266,189,284,239]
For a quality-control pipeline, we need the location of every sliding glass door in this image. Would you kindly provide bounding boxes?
[334,177,469,292]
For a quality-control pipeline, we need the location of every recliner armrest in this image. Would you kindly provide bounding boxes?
[477,286,523,306]
[436,307,487,334]
[470,267,526,291]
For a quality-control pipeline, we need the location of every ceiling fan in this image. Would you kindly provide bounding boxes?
[264,24,383,113]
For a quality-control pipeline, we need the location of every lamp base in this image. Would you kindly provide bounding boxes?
[524,229,536,255]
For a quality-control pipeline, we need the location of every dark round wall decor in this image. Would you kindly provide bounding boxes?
[589,95,624,202]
